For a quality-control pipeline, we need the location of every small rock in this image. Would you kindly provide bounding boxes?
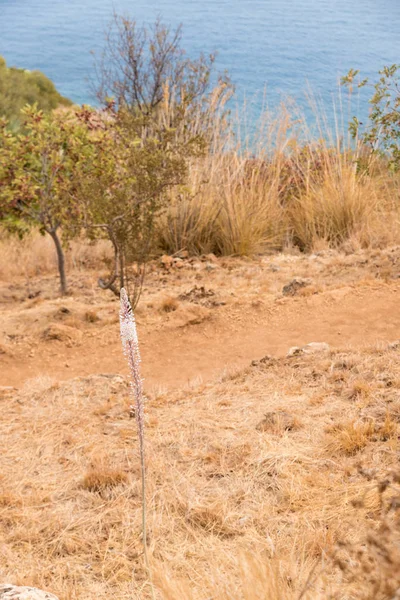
[287,346,303,357]
[160,255,174,269]
[388,340,400,350]
[54,306,71,320]
[282,278,311,296]
[256,411,299,432]
[205,262,218,271]
[0,584,59,600]
[287,342,330,357]
[269,264,280,272]
[191,262,202,271]
[205,253,218,263]
[178,286,215,303]
[303,342,330,354]
[251,355,274,367]
[27,291,41,300]
[0,386,16,396]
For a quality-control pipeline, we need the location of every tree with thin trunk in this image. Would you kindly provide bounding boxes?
[0,106,94,295]
[85,16,233,307]
[74,103,192,308]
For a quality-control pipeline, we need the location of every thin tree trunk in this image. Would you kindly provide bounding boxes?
[119,251,125,290]
[48,228,68,295]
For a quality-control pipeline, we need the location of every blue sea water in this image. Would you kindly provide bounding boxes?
[0,0,399,128]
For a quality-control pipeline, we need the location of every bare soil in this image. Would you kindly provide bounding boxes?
[1,248,400,389]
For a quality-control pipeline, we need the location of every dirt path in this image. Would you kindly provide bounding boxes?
[2,280,400,390]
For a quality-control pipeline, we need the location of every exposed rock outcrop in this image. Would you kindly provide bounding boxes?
[0,585,59,600]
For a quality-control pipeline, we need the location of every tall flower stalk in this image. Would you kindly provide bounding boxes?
[119,288,154,596]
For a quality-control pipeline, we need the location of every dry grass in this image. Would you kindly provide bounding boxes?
[1,342,400,598]
[82,464,129,492]
[288,165,380,251]
[158,104,400,258]
[0,232,113,281]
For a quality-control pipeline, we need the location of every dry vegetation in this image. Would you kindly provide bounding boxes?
[157,105,400,258]
[1,100,400,597]
[0,342,400,599]
[1,244,400,598]
[2,99,400,285]
[2,19,400,598]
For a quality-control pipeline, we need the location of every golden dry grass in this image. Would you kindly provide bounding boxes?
[0,232,113,281]
[1,342,400,599]
[157,104,400,257]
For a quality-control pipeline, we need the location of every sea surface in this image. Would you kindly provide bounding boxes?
[0,0,399,129]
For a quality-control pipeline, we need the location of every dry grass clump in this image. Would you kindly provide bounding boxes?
[157,152,286,257]
[326,419,377,455]
[84,310,100,323]
[159,296,179,313]
[329,469,400,600]
[158,105,400,258]
[288,165,379,251]
[1,345,400,598]
[82,465,129,492]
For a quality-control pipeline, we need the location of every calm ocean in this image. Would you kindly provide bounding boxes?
[0,0,399,127]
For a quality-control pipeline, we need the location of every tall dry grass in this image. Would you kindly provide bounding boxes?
[158,100,400,256]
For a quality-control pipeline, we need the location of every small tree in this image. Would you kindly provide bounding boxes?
[0,106,93,294]
[75,104,192,308]
[342,64,400,171]
[86,17,233,307]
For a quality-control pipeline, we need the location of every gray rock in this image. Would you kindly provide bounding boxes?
[205,262,218,271]
[282,278,311,296]
[0,585,59,600]
[287,342,330,357]
[269,264,280,272]
[303,342,330,354]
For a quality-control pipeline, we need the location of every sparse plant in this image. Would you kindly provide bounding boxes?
[342,64,400,172]
[329,469,400,599]
[159,296,179,313]
[95,15,233,147]
[119,287,155,598]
